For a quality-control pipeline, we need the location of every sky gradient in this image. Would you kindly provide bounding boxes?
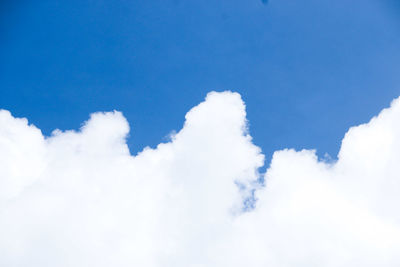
[1,0,399,160]
[2,1,400,265]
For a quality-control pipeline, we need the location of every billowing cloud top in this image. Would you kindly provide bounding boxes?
[0,91,399,266]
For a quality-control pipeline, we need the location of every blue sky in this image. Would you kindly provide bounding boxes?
[2,2,400,265]
[1,0,399,159]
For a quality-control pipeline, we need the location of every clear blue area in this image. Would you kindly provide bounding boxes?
[1,0,400,162]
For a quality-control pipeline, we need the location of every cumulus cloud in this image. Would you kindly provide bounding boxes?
[0,91,399,266]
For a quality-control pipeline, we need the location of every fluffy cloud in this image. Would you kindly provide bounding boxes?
[0,91,399,266]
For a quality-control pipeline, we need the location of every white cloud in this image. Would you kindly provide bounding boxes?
[0,91,399,266]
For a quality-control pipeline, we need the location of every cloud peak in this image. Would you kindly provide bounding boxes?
[0,92,399,266]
